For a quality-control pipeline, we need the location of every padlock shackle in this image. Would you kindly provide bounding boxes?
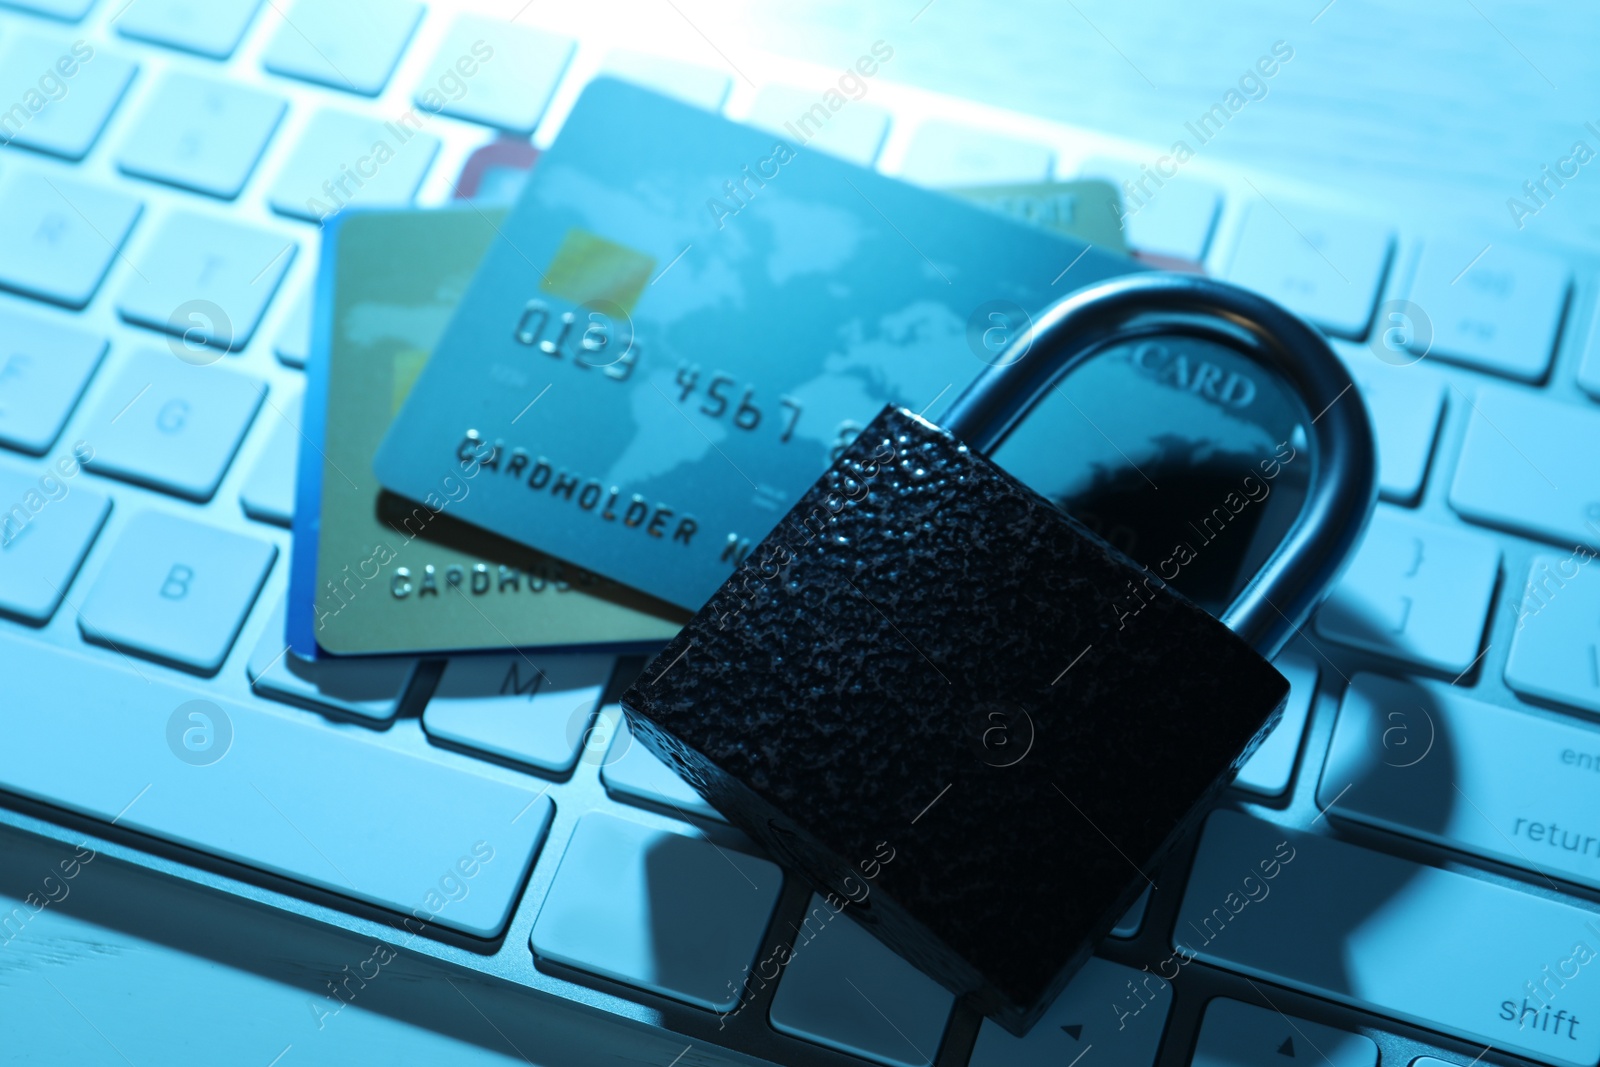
[939,272,1378,658]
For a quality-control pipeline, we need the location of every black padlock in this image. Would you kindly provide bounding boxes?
[621,273,1376,1036]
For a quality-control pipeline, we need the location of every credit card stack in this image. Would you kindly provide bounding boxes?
[285,76,1152,663]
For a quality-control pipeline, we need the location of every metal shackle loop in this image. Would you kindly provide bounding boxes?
[938,271,1378,658]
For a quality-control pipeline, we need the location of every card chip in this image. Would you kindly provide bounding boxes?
[539,228,657,314]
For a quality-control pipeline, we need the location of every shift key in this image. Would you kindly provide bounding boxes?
[1179,810,1600,1067]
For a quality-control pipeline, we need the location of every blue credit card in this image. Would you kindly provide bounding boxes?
[373,78,1141,611]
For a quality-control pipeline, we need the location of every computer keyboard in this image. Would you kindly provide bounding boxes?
[0,2,1597,1066]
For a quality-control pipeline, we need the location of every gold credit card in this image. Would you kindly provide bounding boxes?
[287,207,686,657]
[946,179,1129,254]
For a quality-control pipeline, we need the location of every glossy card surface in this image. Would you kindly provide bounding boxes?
[373,78,1140,610]
[287,206,686,657]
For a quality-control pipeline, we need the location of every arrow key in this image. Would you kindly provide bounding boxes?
[969,957,1169,1066]
[1190,997,1377,1067]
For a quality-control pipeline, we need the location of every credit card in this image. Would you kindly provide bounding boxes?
[373,78,1140,611]
[286,205,687,658]
[946,179,1129,253]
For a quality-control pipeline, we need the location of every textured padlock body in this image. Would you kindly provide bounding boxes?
[622,405,1289,1036]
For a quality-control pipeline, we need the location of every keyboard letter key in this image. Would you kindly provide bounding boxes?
[248,599,416,721]
[0,455,108,622]
[118,212,295,350]
[1405,238,1570,382]
[423,654,614,775]
[79,510,275,673]
[0,171,141,309]
[117,73,286,199]
[84,350,265,501]
[744,85,890,167]
[598,52,729,113]
[1224,199,1392,339]
[1450,387,1600,550]
[0,310,105,454]
[1334,342,1446,505]
[1080,155,1221,262]
[416,16,574,134]
[116,0,264,60]
[1315,509,1500,674]
[268,110,439,223]
[0,35,137,159]
[261,0,422,96]
[1506,554,1600,716]
[897,121,1053,186]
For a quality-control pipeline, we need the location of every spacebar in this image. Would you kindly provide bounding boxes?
[0,640,552,939]
[1179,811,1600,1067]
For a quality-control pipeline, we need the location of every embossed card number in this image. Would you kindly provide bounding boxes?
[513,298,638,381]
[675,364,802,443]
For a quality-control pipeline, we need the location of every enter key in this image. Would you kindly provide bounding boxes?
[1322,672,1600,897]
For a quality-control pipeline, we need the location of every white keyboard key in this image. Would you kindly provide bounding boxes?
[601,713,724,822]
[248,600,415,721]
[118,213,295,350]
[1338,350,1446,504]
[274,285,312,368]
[117,73,285,199]
[1078,155,1220,261]
[968,956,1170,1067]
[1450,387,1600,549]
[240,392,298,526]
[423,654,613,775]
[769,894,953,1067]
[415,15,573,134]
[600,51,730,111]
[79,510,275,673]
[268,110,440,223]
[83,349,264,501]
[1179,810,1600,1067]
[1323,672,1600,894]
[0,310,104,454]
[1233,654,1316,796]
[1405,238,1570,382]
[897,121,1053,186]
[0,171,141,309]
[530,812,782,1012]
[1191,998,1378,1067]
[1506,554,1600,715]
[0,0,94,18]
[743,84,891,167]
[0,636,553,938]
[1579,302,1600,402]
[1224,199,1393,338]
[0,35,136,159]
[1109,886,1150,938]
[261,0,422,97]
[116,0,262,59]
[0,454,108,622]
[1315,509,1499,673]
